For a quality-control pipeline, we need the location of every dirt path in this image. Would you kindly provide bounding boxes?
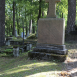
[59,49,77,77]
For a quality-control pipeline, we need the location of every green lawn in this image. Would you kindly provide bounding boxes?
[1,41,76,77]
[0,52,63,77]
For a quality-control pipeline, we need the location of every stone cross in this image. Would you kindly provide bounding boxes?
[45,0,61,18]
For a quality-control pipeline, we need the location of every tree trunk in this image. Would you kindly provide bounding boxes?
[16,5,19,35]
[33,26,35,33]
[29,18,32,34]
[25,8,27,35]
[13,1,15,36]
[37,0,42,20]
[42,12,44,17]
[67,0,76,34]
[18,6,21,35]
[26,22,28,36]
[9,23,10,35]
[0,0,5,46]
[36,0,42,37]
[29,0,33,34]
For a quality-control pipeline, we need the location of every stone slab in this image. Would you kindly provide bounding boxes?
[33,47,68,55]
[28,51,67,62]
[28,44,68,62]
[38,18,65,45]
[36,44,66,50]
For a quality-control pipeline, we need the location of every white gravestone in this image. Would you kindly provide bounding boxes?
[13,47,19,57]
[21,32,26,39]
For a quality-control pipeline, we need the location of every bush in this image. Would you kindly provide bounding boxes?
[27,34,37,39]
[4,49,13,55]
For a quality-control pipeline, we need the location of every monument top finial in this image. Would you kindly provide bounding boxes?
[45,0,61,18]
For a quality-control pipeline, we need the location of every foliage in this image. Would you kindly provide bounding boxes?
[56,0,68,26]
[13,45,19,48]
[4,49,13,52]
[27,33,37,39]
[4,49,13,56]
[0,52,63,77]
[5,0,69,36]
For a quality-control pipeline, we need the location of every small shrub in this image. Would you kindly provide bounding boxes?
[27,34,37,39]
[13,45,19,48]
[19,50,22,53]
[4,49,13,53]
[4,49,13,55]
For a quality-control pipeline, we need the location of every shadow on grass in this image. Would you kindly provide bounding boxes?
[0,52,63,77]
[1,64,63,77]
[0,62,63,77]
[65,41,77,50]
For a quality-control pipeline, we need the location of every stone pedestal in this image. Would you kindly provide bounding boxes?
[28,44,68,62]
[13,47,19,57]
[28,44,68,61]
[28,18,68,62]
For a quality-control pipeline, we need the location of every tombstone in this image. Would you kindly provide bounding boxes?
[15,28,18,37]
[21,32,26,39]
[6,37,13,46]
[28,0,68,62]
[26,44,32,51]
[13,47,19,57]
[6,40,10,46]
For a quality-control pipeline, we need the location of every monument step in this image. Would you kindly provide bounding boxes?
[28,51,67,62]
[37,44,66,50]
[33,47,68,55]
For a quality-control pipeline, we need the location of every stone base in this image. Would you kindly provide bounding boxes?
[28,44,68,62]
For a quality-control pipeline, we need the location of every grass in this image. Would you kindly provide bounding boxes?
[11,34,37,42]
[0,41,76,77]
[0,52,63,77]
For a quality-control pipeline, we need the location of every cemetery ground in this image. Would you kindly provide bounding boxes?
[0,36,77,77]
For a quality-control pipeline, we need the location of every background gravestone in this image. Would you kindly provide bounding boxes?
[15,28,18,37]
[21,32,26,39]
[28,0,68,62]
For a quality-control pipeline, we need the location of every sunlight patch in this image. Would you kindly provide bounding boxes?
[1,62,58,76]
[26,71,61,77]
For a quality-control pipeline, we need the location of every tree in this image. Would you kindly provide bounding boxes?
[37,0,42,20]
[0,0,5,46]
[5,0,69,37]
[67,0,76,34]
[13,1,16,36]
[29,0,33,34]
